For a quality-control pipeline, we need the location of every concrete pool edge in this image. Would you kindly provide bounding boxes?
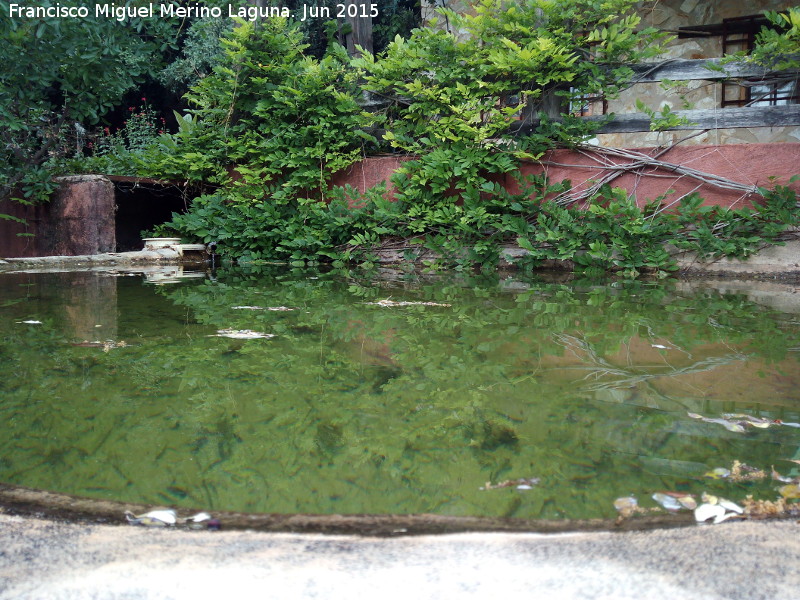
[0,248,202,272]
[3,513,800,600]
[0,482,704,537]
[2,238,800,278]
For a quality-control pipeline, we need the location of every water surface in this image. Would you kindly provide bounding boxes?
[1,268,798,520]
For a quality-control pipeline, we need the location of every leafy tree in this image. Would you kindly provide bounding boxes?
[170,17,377,197]
[148,17,381,263]
[748,6,800,71]
[158,16,233,94]
[0,0,179,204]
[354,0,668,205]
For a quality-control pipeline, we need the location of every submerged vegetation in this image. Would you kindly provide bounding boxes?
[1,269,800,518]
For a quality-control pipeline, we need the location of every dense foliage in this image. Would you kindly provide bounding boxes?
[0,0,180,204]
[149,0,701,273]
[355,0,666,201]
[3,0,799,276]
[747,6,800,71]
[157,172,800,276]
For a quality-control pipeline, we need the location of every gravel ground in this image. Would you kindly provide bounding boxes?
[1,514,799,600]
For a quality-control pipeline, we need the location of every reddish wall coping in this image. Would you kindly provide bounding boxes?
[331,143,800,209]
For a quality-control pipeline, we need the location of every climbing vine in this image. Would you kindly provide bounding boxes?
[8,0,785,278]
[149,4,800,275]
[353,0,668,206]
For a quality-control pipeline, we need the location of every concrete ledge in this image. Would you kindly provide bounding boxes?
[372,239,800,279]
[1,513,799,600]
[0,483,694,536]
[0,249,211,272]
[3,240,800,279]
[677,241,800,276]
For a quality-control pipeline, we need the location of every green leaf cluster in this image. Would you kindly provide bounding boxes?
[157,168,800,278]
[151,0,691,274]
[0,0,180,203]
[181,19,376,198]
[665,178,800,260]
[749,7,800,71]
[634,99,696,132]
[354,0,669,204]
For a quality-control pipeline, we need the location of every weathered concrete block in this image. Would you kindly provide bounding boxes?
[0,175,115,258]
[42,175,116,256]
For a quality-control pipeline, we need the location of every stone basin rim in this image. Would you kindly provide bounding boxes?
[0,481,765,538]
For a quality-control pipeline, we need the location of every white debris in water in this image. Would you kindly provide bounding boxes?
[722,413,773,428]
[232,306,296,311]
[185,512,212,523]
[689,411,779,433]
[694,492,744,524]
[125,509,177,526]
[651,493,682,511]
[480,477,540,491]
[365,299,452,308]
[210,329,275,339]
[70,340,127,351]
[612,496,640,518]
[718,499,744,514]
[101,340,127,352]
[687,412,746,433]
[694,503,728,524]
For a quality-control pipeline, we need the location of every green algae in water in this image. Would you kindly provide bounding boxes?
[1,269,799,520]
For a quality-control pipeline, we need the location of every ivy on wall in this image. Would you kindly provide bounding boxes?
[7,0,796,276]
[146,2,799,276]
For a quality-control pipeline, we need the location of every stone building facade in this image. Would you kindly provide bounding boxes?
[600,0,800,147]
[422,0,800,147]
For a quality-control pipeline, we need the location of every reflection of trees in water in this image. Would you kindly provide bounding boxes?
[4,270,799,517]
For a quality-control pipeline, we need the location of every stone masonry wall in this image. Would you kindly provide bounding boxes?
[598,0,800,148]
[422,0,800,148]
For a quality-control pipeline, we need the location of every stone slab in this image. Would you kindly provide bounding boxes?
[0,514,798,600]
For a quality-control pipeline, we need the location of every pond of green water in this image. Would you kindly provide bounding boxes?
[1,268,798,520]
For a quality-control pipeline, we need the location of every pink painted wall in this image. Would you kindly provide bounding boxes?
[2,144,797,258]
[331,143,800,209]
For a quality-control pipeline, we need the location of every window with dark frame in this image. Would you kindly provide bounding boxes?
[680,13,799,108]
[721,14,799,107]
[570,40,608,117]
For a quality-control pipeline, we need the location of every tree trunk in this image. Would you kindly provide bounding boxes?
[343,13,373,56]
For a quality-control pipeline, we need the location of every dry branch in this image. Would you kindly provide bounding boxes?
[539,144,761,206]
